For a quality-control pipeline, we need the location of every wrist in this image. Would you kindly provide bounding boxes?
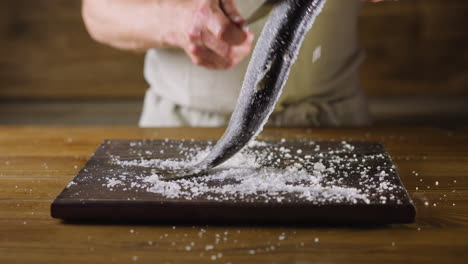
[146,0,192,50]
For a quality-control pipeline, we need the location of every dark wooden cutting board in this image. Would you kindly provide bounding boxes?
[51,140,415,224]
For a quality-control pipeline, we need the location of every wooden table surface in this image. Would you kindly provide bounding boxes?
[1,126,467,264]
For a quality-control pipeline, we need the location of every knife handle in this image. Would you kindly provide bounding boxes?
[219,0,245,26]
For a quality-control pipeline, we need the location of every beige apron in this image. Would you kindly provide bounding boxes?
[140,0,370,127]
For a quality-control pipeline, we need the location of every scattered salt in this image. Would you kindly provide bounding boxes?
[106,179,122,188]
[312,46,321,63]
[313,162,326,172]
[205,245,214,251]
[102,140,403,206]
[248,140,269,148]
[278,233,286,241]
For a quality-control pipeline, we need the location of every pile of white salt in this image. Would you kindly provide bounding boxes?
[98,140,403,205]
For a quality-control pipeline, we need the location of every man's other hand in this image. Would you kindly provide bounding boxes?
[180,0,254,70]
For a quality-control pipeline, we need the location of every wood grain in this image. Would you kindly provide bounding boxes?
[0,0,147,100]
[0,0,467,100]
[359,0,468,97]
[0,126,467,264]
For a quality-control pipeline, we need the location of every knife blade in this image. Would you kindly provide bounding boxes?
[220,0,284,26]
[244,0,284,25]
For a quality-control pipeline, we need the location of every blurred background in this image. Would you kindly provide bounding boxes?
[0,0,467,126]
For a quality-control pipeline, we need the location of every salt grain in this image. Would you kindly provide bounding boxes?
[312,46,322,63]
[205,245,214,251]
[278,233,286,241]
[313,162,326,172]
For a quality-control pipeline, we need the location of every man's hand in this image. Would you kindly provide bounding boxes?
[179,0,254,70]
[82,0,253,70]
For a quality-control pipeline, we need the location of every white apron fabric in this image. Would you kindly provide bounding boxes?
[139,0,370,127]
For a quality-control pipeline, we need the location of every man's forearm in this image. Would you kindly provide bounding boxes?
[82,0,188,51]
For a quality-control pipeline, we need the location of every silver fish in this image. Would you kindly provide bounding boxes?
[161,0,326,181]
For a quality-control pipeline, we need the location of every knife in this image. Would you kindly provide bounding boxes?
[221,0,284,26]
[245,0,284,25]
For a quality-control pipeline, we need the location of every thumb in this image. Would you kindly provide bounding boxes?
[219,0,244,25]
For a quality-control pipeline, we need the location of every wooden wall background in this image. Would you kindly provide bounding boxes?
[0,0,467,125]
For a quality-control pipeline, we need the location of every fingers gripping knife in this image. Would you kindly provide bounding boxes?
[162,0,327,180]
[223,0,284,26]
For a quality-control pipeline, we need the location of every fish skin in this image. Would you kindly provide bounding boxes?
[161,0,327,181]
